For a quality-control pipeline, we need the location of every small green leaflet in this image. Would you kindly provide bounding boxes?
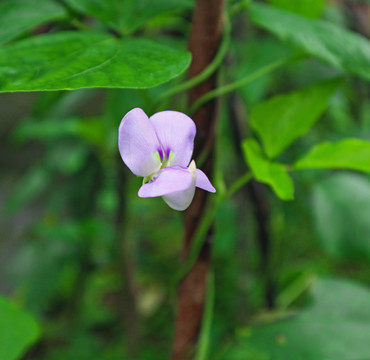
[0,32,191,92]
[250,3,370,81]
[0,296,40,360]
[242,139,294,200]
[294,138,370,172]
[0,0,67,45]
[250,77,341,159]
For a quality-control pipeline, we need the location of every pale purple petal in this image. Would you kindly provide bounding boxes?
[163,180,196,211]
[196,169,216,193]
[118,108,162,177]
[138,167,193,198]
[150,111,196,167]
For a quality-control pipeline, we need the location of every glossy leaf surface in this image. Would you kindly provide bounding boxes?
[0,32,191,92]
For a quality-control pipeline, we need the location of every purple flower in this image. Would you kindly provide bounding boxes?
[118,108,216,211]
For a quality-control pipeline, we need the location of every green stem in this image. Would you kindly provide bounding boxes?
[276,273,317,311]
[194,271,215,360]
[153,14,231,108]
[225,171,253,199]
[189,55,297,115]
[172,171,252,356]
[174,171,252,283]
[71,18,90,31]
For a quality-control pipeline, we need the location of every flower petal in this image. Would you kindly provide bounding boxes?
[150,111,196,167]
[138,167,193,198]
[196,169,216,193]
[118,108,162,177]
[163,179,196,211]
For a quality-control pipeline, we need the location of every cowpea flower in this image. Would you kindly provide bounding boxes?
[118,108,216,211]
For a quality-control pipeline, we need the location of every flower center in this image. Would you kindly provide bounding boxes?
[143,150,174,184]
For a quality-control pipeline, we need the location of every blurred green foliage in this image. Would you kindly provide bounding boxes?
[224,278,370,360]
[0,296,39,360]
[0,0,369,359]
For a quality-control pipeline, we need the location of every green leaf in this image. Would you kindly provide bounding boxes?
[251,78,341,159]
[0,32,191,92]
[311,173,370,261]
[224,278,370,360]
[268,0,324,18]
[294,138,370,172]
[250,3,370,80]
[0,0,67,45]
[242,139,294,200]
[0,296,40,360]
[64,0,193,35]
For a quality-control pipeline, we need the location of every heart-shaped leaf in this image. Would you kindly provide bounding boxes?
[0,32,191,92]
